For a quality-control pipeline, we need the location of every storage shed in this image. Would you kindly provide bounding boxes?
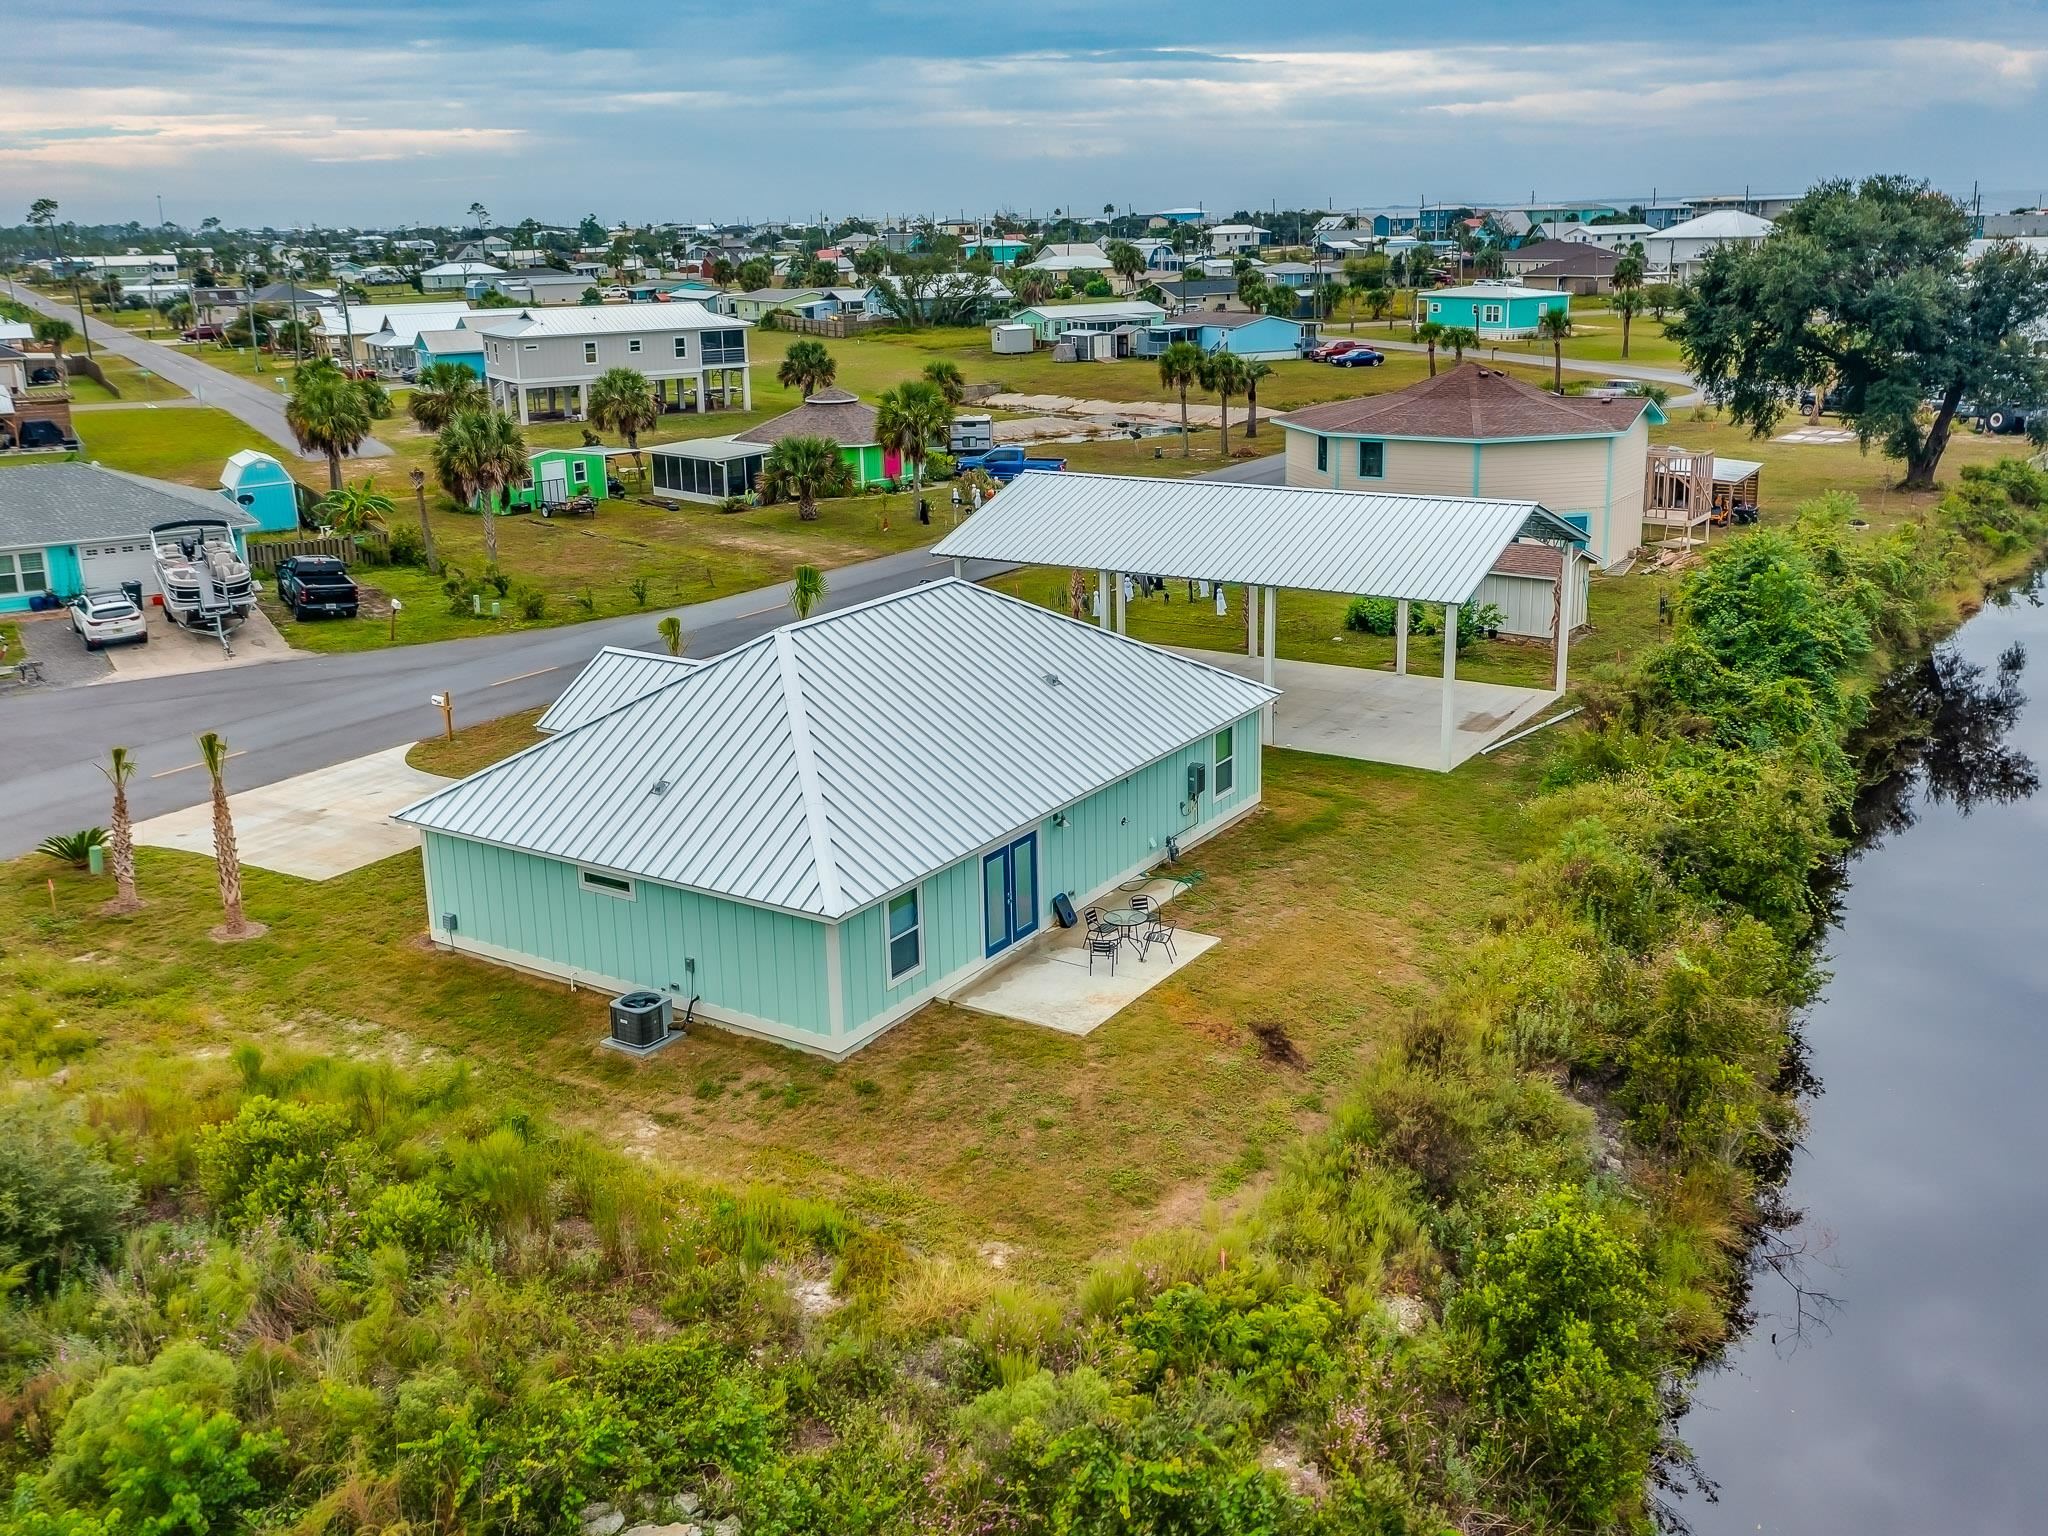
[497,447,611,511]
[394,580,1274,1057]
[218,450,300,533]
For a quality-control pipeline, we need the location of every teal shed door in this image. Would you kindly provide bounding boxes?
[982,834,1039,957]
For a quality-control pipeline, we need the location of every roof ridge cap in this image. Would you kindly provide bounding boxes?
[772,628,844,917]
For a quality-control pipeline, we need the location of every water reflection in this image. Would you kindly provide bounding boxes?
[1853,639,2038,844]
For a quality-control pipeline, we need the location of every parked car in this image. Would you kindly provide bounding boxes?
[69,590,148,650]
[1329,348,1386,367]
[181,324,224,341]
[17,420,77,450]
[1584,378,1648,400]
[952,446,1068,482]
[1797,386,1847,414]
[1972,402,2036,435]
[27,365,62,386]
[273,555,359,619]
[1305,339,1365,361]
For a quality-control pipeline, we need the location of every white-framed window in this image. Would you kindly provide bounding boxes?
[672,335,688,359]
[579,868,635,899]
[571,459,587,484]
[886,888,922,982]
[1481,303,1504,325]
[0,549,48,596]
[583,341,598,364]
[628,337,642,354]
[1214,726,1236,796]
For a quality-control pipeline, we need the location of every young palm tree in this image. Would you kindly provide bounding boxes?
[789,563,827,620]
[197,731,259,940]
[1242,361,1276,438]
[657,616,686,656]
[874,379,952,516]
[922,360,966,407]
[316,477,394,536]
[1157,340,1204,457]
[1199,350,1250,457]
[31,316,75,360]
[433,409,528,565]
[407,467,438,572]
[776,339,836,397]
[407,360,486,432]
[286,360,391,490]
[710,256,736,290]
[1537,308,1573,394]
[587,367,660,471]
[761,435,853,521]
[1415,321,1446,376]
[99,746,142,914]
[1611,246,1647,358]
[1442,326,1479,365]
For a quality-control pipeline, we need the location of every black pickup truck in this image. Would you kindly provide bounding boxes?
[273,555,359,619]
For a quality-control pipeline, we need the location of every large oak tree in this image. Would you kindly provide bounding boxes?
[1672,175,2048,488]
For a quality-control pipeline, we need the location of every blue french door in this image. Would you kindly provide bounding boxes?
[982,833,1040,957]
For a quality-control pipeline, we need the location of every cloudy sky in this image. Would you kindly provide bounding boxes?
[6,1,2048,229]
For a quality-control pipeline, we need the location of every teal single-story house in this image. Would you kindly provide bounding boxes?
[219,449,300,533]
[414,327,486,378]
[394,580,1274,1057]
[1417,284,1568,339]
[0,464,256,613]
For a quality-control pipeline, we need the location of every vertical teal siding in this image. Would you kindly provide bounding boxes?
[422,833,831,1037]
[836,707,1264,1034]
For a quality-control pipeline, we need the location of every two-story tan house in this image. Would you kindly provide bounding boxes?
[471,303,753,424]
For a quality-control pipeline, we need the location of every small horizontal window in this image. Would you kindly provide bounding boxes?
[580,869,634,898]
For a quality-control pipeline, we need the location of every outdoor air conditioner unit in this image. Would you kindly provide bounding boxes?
[608,991,673,1049]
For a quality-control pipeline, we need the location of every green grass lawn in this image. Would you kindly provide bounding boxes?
[3,739,1549,1266]
[68,351,190,403]
[50,405,306,485]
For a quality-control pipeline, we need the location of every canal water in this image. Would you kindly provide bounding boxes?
[1679,581,2048,1533]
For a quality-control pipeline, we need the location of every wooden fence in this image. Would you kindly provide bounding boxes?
[246,533,387,571]
[772,312,894,339]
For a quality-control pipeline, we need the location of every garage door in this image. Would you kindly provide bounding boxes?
[78,540,158,596]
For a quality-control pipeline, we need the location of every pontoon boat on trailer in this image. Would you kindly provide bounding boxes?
[150,520,256,632]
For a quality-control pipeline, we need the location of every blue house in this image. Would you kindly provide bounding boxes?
[0,464,257,613]
[1140,312,1311,361]
[415,327,486,378]
[1418,284,1568,339]
[218,450,300,533]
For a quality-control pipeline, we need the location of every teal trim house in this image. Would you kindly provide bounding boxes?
[219,450,299,533]
[394,580,1274,1056]
[0,464,257,614]
[1275,363,1662,570]
[1417,284,1568,339]
[414,327,486,379]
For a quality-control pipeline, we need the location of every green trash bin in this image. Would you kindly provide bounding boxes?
[88,844,105,877]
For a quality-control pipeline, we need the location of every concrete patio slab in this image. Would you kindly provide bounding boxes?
[950,876,1216,1035]
[133,745,450,879]
[100,604,301,682]
[1175,650,1556,771]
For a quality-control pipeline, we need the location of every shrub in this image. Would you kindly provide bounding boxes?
[195,1096,353,1232]
[514,585,547,620]
[1343,596,1398,636]
[0,1109,134,1295]
[34,830,106,868]
[385,523,425,567]
[627,576,650,608]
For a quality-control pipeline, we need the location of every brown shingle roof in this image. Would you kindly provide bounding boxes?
[734,387,879,447]
[1506,238,1620,269]
[1275,363,1649,440]
[1491,542,1570,579]
[1523,247,1625,279]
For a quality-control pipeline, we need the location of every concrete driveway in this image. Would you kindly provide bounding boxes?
[102,604,301,681]
[131,744,449,879]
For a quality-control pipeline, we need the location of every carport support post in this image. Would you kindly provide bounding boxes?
[1115,572,1127,634]
[1261,586,1277,743]
[1395,599,1409,675]
[1552,573,1570,693]
[1096,570,1111,629]
[1246,583,1260,658]
[1439,605,1458,771]
[952,557,964,580]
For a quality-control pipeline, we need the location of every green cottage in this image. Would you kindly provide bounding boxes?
[492,447,613,512]
[734,387,902,487]
[393,580,1274,1057]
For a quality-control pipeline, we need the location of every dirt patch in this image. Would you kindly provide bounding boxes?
[1249,1019,1307,1068]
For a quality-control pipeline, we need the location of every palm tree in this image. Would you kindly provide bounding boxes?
[587,366,660,469]
[1104,239,1144,292]
[407,360,486,432]
[657,616,686,656]
[922,359,966,407]
[1199,350,1250,457]
[286,360,391,490]
[1366,287,1395,329]
[432,409,527,564]
[317,477,394,536]
[710,256,737,290]
[789,563,826,620]
[408,467,438,573]
[1157,340,1203,457]
[1242,361,1275,438]
[1611,246,1647,358]
[1536,308,1573,394]
[1415,321,1446,375]
[874,379,952,516]
[777,339,836,397]
[197,731,258,940]
[1235,270,1269,311]
[761,435,852,521]
[1442,326,1479,365]
[99,746,142,914]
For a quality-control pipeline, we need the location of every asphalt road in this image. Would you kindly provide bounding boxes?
[2,278,394,458]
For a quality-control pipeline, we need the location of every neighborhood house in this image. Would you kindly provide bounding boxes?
[471,303,753,423]
[0,464,258,613]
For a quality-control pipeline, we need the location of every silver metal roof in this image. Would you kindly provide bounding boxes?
[536,646,705,733]
[396,579,1274,920]
[932,472,1585,606]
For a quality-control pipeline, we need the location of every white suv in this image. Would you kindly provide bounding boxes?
[69,590,149,650]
